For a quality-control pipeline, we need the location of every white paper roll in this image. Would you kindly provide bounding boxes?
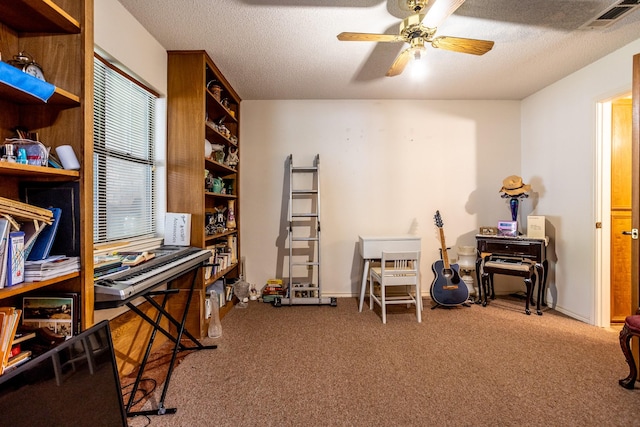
[55,145,80,170]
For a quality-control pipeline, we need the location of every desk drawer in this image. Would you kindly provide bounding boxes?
[478,240,542,261]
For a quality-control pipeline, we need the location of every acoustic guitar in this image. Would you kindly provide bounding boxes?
[430,211,469,307]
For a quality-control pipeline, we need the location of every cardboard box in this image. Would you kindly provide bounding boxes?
[164,213,191,246]
[527,215,546,239]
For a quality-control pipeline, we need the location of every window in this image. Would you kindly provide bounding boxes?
[93,55,157,244]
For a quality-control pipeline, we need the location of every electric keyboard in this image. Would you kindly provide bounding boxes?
[94,246,211,302]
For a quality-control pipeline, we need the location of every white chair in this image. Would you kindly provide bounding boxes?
[369,251,421,324]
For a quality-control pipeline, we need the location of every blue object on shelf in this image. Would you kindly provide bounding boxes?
[0,61,55,102]
[27,208,62,261]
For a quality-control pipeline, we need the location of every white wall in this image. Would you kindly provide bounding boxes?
[94,0,168,239]
[522,38,640,324]
[94,0,167,94]
[240,100,521,297]
[100,0,640,325]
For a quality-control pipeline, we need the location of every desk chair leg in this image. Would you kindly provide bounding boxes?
[381,283,387,324]
[619,322,638,389]
[416,283,422,323]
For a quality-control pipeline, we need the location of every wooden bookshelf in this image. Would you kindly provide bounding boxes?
[167,50,241,338]
[0,0,94,328]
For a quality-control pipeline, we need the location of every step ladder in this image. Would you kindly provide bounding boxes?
[275,154,336,307]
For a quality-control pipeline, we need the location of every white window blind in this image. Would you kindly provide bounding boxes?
[93,55,157,244]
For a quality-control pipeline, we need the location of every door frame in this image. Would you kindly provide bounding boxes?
[595,53,640,328]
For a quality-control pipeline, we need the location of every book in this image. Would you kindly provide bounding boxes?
[0,307,22,374]
[527,215,546,239]
[23,294,78,338]
[20,218,48,261]
[22,182,80,257]
[0,218,10,289]
[27,207,62,261]
[120,251,156,266]
[24,256,80,281]
[94,254,122,270]
[5,350,32,369]
[6,231,25,287]
[12,331,36,345]
[0,197,53,223]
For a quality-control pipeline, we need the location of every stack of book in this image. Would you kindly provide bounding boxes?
[0,307,25,375]
[24,256,80,282]
[0,198,62,288]
[261,279,285,303]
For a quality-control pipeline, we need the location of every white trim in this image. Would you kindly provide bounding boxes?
[595,100,612,328]
[595,91,632,328]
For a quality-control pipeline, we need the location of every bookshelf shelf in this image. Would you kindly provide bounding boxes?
[204,230,237,244]
[205,121,239,147]
[205,158,236,174]
[0,0,81,34]
[204,262,239,287]
[204,191,237,199]
[0,83,80,106]
[0,163,79,180]
[0,272,80,300]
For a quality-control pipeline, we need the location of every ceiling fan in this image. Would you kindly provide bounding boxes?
[337,0,494,77]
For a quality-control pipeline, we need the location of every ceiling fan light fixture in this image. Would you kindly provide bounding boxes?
[410,49,429,79]
[401,0,429,12]
[338,0,494,77]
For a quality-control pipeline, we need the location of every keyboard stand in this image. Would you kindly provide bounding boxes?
[96,262,216,418]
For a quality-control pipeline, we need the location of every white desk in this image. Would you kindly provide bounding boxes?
[358,235,422,312]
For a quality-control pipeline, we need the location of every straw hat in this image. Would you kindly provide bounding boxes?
[499,175,531,196]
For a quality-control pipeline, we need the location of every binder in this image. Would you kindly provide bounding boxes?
[27,208,62,261]
[0,219,10,289]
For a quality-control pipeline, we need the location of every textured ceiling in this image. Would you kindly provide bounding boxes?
[116,0,640,100]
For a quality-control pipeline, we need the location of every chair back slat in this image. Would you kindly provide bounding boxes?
[381,251,419,277]
[369,250,422,323]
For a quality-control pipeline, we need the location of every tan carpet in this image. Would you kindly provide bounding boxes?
[128,296,640,427]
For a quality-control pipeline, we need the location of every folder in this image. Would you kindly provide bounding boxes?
[27,208,62,261]
[6,232,25,287]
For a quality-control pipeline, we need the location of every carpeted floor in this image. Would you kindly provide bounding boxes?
[127,296,640,427]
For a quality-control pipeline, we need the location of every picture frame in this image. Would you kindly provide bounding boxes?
[22,294,78,338]
[479,226,498,236]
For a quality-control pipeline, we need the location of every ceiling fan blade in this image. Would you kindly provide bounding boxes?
[431,36,494,55]
[422,0,465,28]
[337,32,404,42]
[386,48,413,77]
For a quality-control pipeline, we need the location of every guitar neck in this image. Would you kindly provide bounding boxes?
[438,227,451,269]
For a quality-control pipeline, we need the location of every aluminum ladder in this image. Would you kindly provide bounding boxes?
[275,154,336,307]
